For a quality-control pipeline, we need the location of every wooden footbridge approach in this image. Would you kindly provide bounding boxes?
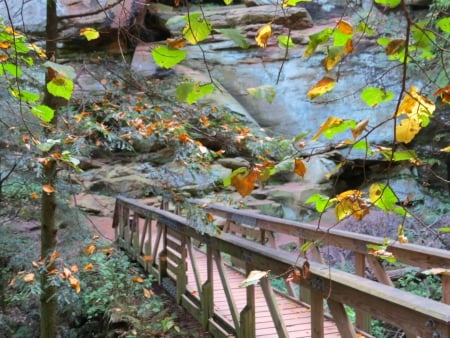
[112,195,450,338]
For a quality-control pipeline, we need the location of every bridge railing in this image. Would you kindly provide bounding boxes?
[113,196,450,338]
[189,199,450,334]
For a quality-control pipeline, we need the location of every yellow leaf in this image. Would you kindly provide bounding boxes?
[312,116,343,141]
[143,287,154,298]
[84,243,96,256]
[42,184,55,194]
[294,159,307,177]
[23,273,35,284]
[323,54,342,72]
[337,20,353,34]
[307,77,336,99]
[69,275,81,293]
[396,86,435,119]
[255,24,272,48]
[351,119,369,139]
[395,117,421,144]
[440,146,450,152]
[84,263,94,271]
[335,190,369,221]
[421,268,448,275]
[80,27,100,41]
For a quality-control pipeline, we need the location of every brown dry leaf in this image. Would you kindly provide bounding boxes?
[70,265,79,273]
[143,287,154,298]
[42,184,55,194]
[92,234,100,240]
[49,251,60,262]
[23,273,35,284]
[286,268,302,284]
[307,77,336,99]
[47,269,59,275]
[351,119,369,139]
[386,39,405,55]
[84,243,96,256]
[255,24,272,48]
[294,159,307,177]
[302,261,311,280]
[337,20,353,34]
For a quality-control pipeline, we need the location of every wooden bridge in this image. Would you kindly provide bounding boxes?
[112,195,450,338]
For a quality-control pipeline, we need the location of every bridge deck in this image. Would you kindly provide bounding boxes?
[186,247,343,337]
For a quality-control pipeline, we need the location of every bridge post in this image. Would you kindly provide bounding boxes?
[310,288,324,338]
[239,263,255,338]
[355,253,371,334]
[201,247,214,330]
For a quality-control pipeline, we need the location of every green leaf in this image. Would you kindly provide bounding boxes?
[247,85,276,104]
[356,21,375,36]
[369,183,406,216]
[3,63,21,77]
[380,149,419,162]
[175,82,215,104]
[47,77,73,100]
[37,139,60,152]
[374,0,401,8]
[80,27,100,41]
[183,13,212,44]
[215,28,250,49]
[332,29,353,47]
[278,35,295,48]
[43,61,76,79]
[323,119,357,139]
[151,46,187,69]
[31,105,54,123]
[439,227,450,233]
[10,89,40,103]
[305,193,334,213]
[304,28,333,57]
[223,0,233,5]
[300,241,314,252]
[361,87,394,107]
[437,17,450,33]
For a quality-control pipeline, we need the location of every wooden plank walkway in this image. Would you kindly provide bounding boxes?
[185,246,343,337]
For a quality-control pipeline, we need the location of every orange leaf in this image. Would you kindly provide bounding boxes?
[434,85,450,104]
[84,243,96,256]
[337,20,353,34]
[132,276,144,283]
[30,192,40,199]
[49,251,60,262]
[307,77,336,99]
[294,159,307,177]
[167,38,185,49]
[70,265,79,273]
[101,248,114,255]
[142,255,153,262]
[0,41,11,49]
[42,184,55,194]
[344,38,354,54]
[255,24,272,48]
[69,275,81,293]
[231,169,259,197]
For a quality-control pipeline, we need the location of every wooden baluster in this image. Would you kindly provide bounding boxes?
[260,276,288,338]
[176,235,187,304]
[310,288,324,338]
[443,272,450,305]
[201,247,213,330]
[240,263,255,338]
[355,253,371,334]
[327,299,357,338]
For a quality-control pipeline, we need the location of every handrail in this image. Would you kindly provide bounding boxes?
[113,196,450,338]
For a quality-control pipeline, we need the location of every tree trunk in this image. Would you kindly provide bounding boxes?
[40,1,59,337]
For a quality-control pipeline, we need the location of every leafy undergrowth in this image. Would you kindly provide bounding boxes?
[0,203,208,338]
